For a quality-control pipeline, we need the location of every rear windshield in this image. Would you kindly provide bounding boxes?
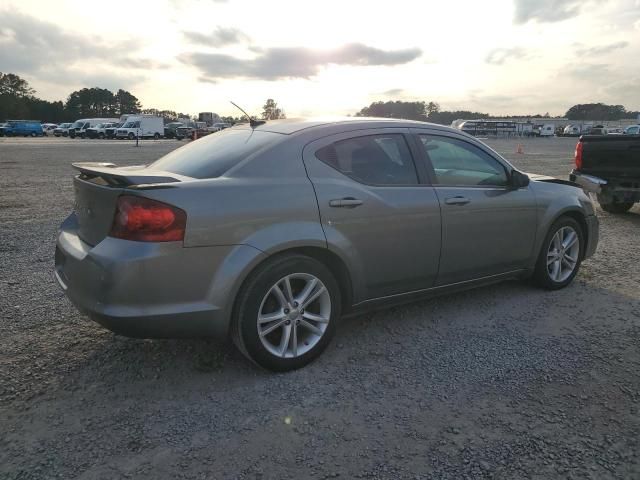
[148,128,282,179]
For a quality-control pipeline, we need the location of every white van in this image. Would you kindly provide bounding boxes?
[115,115,164,140]
[69,118,119,138]
[538,124,555,137]
[563,125,582,137]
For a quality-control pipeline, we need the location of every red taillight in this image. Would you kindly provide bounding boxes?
[109,195,186,242]
[574,141,583,169]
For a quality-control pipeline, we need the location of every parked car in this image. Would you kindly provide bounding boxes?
[606,127,623,135]
[115,115,163,140]
[189,121,210,139]
[589,125,607,135]
[570,134,640,213]
[86,122,119,139]
[69,118,119,138]
[563,125,582,137]
[55,118,599,371]
[209,122,231,133]
[164,122,190,140]
[42,123,58,135]
[1,120,44,137]
[53,123,73,137]
[535,124,555,137]
[0,122,8,136]
[623,125,640,135]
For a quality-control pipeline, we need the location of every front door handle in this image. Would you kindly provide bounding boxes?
[444,196,470,205]
[329,198,363,208]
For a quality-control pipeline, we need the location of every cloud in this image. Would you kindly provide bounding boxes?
[513,0,596,24]
[603,77,640,105]
[485,47,529,65]
[382,88,405,96]
[180,43,422,81]
[183,26,250,47]
[575,41,629,56]
[565,63,611,80]
[0,11,154,87]
[80,72,147,92]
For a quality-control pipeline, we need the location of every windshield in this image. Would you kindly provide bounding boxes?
[148,128,282,179]
[123,121,140,128]
[71,121,84,128]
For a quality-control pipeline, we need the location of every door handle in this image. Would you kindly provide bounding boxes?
[444,196,470,205]
[329,198,363,208]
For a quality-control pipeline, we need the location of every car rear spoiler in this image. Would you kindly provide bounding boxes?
[72,162,189,188]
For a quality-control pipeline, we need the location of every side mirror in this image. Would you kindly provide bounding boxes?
[510,170,530,189]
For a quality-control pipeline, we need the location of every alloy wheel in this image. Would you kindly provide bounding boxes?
[257,273,331,358]
[546,226,580,282]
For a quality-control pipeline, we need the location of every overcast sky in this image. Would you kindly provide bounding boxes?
[1,0,639,117]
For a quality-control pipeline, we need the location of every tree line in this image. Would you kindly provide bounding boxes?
[355,100,640,125]
[2,72,637,125]
[0,73,198,123]
[0,72,286,125]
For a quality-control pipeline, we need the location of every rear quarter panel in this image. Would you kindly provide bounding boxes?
[138,138,326,252]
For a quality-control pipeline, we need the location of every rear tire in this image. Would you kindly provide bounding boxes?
[533,216,584,290]
[154,133,160,140]
[597,195,634,214]
[232,255,341,371]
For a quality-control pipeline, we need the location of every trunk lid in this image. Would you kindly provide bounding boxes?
[71,162,187,246]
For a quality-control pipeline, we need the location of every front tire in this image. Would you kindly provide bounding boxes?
[232,255,341,371]
[533,216,584,290]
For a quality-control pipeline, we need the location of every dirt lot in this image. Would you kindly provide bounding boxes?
[1,136,639,479]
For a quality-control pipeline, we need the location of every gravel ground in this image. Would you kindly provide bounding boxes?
[1,136,639,479]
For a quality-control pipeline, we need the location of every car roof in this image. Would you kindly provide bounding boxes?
[234,116,457,135]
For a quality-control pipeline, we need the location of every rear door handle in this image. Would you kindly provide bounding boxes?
[444,196,470,205]
[329,198,363,208]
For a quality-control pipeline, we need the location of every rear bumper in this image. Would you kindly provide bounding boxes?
[55,213,264,339]
[569,170,607,194]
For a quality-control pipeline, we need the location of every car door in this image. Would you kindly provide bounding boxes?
[412,130,537,286]
[303,128,442,303]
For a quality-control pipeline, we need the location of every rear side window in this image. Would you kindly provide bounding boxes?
[315,134,418,185]
[148,128,281,179]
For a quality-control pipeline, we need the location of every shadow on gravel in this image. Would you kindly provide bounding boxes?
[52,275,637,387]
[4,272,640,479]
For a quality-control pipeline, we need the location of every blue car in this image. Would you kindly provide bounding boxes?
[1,120,44,137]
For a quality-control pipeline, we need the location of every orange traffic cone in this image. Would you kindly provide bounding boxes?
[516,144,524,154]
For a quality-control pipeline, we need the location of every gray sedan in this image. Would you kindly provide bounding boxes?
[55,118,599,371]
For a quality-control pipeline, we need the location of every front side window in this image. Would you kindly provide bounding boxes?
[418,135,508,187]
[315,134,418,186]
